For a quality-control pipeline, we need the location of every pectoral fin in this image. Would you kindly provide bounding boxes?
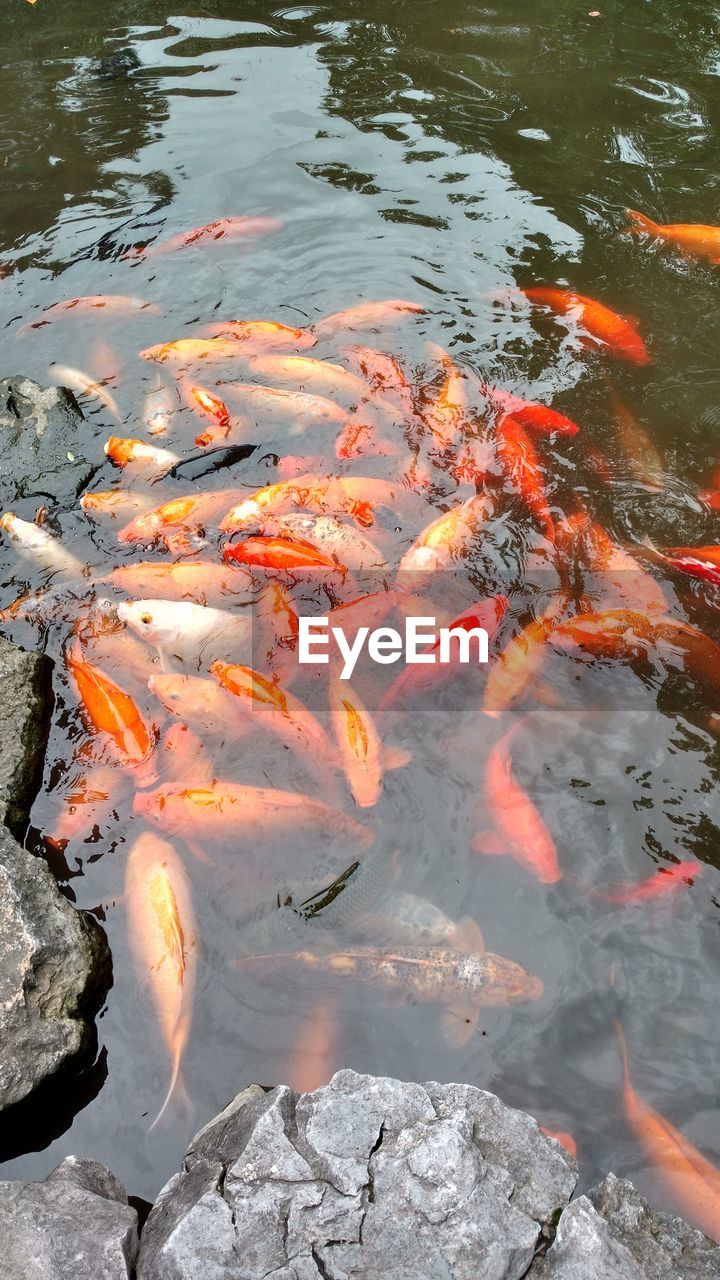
[383,745,412,771]
[449,916,486,956]
[441,1002,479,1048]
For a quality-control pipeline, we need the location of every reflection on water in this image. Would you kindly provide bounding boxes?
[0,0,719,1222]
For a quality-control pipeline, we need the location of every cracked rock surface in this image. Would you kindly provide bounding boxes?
[137,1069,577,1279]
[0,633,52,839]
[529,1172,720,1279]
[0,823,111,1111]
[0,374,93,509]
[0,1155,138,1278]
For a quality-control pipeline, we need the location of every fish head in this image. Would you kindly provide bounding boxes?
[118,599,182,646]
[482,953,544,1005]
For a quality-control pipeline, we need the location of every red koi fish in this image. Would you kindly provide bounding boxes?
[128,216,282,258]
[595,859,701,905]
[312,299,425,340]
[202,319,315,351]
[475,725,561,883]
[625,209,720,267]
[399,495,492,575]
[658,545,720,589]
[522,288,650,365]
[134,780,373,848]
[22,295,160,331]
[614,1021,720,1242]
[482,381,580,437]
[66,644,155,766]
[381,596,508,709]
[125,832,198,1129]
[184,383,231,447]
[104,437,178,475]
[496,415,554,540]
[223,534,343,573]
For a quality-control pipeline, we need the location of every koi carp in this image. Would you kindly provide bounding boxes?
[625,208,720,267]
[522,288,650,365]
[65,643,155,766]
[595,859,701,905]
[129,216,282,258]
[475,725,562,883]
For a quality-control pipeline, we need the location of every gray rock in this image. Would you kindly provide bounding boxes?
[0,375,94,509]
[530,1173,720,1278]
[0,633,52,839]
[0,1154,137,1278]
[0,823,111,1111]
[137,1069,576,1280]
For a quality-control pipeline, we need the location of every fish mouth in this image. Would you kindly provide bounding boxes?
[483,954,544,1004]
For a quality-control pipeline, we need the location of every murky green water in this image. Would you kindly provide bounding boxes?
[0,0,719,1224]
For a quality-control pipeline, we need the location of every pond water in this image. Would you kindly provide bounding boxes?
[1,0,719,1226]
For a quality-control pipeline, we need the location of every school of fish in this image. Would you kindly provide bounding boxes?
[2,208,720,1241]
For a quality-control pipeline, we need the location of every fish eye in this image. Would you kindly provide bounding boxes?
[141,612,153,625]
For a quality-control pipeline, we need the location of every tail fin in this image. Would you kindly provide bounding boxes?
[148,1048,189,1132]
[612,1018,631,1093]
[625,209,658,237]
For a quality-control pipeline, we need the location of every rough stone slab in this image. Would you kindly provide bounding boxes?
[0,633,52,839]
[529,1173,720,1279]
[137,1069,577,1280]
[0,1155,137,1278]
[0,824,111,1111]
[0,374,93,509]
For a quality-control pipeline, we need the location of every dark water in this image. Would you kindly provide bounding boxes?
[0,0,719,1225]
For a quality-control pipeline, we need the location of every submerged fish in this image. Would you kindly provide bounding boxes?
[0,512,84,579]
[614,1021,720,1243]
[312,299,425,340]
[521,288,650,365]
[233,921,542,1047]
[125,831,198,1128]
[595,859,701,905]
[475,725,562,884]
[129,216,282,258]
[625,209,720,267]
[23,295,160,330]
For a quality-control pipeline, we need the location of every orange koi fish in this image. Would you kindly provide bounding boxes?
[220,474,402,533]
[496,415,554,539]
[134,780,373,848]
[149,673,252,741]
[43,762,125,851]
[223,534,342,573]
[399,495,491,575]
[330,680,383,807]
[381,596,508,709]
[234,919,542,1048]
[129,216,282,258]
[50,363,122,422]
[140,337,247,366]
[66,644,154,765]
[111,561,252,606]
[286,1000,337,1093]
[210,662,336,771]
[554,609,720,699]
[625,209,720,267]
[614,1021,720,1242]
[104,436,179,474]
[157,722,214,785]
[522,288,650,365]
[556,512,667,615]
[117,490,246,545]
[125,831,198,1129]
[539,1128,577,1160]
[202,319,315,352]
[475,726,561,883]
[483,382,580,436]
[185,384,230,447]
[483,598,568,718]
[312,299,425,340]
[609,391,665,490]
[23,295,160,331]
[341,346,414,413]
[595,859,701,905]
[422,344,470,451]
[255,513,382,572]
